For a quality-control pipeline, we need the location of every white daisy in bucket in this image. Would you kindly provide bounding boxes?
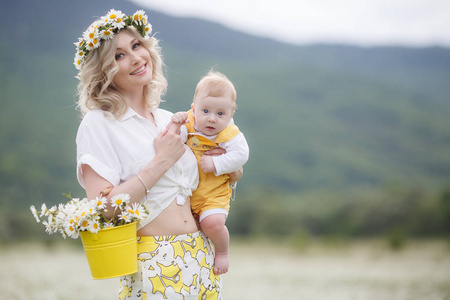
[87,219,101,234]
[94,196,107,209]
[31,192,149,239]
[130,202,148,219]
[30,205,40,222]
[118,211,132,223]
[102,222,114,229]
[111,193,131,208]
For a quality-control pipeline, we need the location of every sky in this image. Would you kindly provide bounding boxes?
[130,0,450,48]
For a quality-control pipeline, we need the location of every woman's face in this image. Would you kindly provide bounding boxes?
[112,30,153,95]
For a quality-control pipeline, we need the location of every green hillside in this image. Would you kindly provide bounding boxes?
[1,0,450,239]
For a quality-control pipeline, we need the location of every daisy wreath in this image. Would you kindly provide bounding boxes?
[74,9,152,76]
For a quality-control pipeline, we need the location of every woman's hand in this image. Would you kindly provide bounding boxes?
[228,167,243,185]
[154,122,186,166]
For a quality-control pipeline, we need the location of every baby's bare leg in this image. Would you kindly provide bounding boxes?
[200,214,229,275]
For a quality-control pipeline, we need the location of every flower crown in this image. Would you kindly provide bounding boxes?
[74,9,152,76]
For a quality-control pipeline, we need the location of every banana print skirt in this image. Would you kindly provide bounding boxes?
[118,231,222,300]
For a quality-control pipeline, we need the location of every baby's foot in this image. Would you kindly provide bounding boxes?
[213,251,229,275]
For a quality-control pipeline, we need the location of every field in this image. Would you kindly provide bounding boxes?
[1,239,449,300]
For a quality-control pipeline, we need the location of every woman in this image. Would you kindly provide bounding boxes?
[74,9,240,299]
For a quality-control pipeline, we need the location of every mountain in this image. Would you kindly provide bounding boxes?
[1,0,450,212]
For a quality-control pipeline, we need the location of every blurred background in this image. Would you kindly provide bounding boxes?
[1,0,450,298]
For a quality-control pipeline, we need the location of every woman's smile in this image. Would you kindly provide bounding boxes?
[130,63,147,76]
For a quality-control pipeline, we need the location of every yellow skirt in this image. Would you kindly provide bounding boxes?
[118,231,222,300]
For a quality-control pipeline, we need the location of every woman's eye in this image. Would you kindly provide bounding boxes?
[115,53,124,60]
[133,42,141,49]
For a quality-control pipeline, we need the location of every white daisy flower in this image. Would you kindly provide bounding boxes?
[47,214,54,224]
[83,27,101,50]
[82,26,97,43]
[84,201,99,218]
[30,205,40,223]
[74,38,84,49]
[133,10,147,25]
[76,198,95,217]
[104,9,125,29]
[86,37,101,50]
[48,205,57,214]
[125,206,135,216]
[74,56,84,70]
[104,9,120,22]
[64,224,78,239]
[40,203,48,217]
[75,47,84,57]
[94,196,107,209]
[102,222,114,229]
[118,211,132,223]
[42,220,53,234]
[131,202,147,220]
[67,215,76,227]
[114,18,126,30]
[87,220,100,234]
[111,193,131,208]
[99,27,114,40]
[70,230,80,240]
[79,219,89,231]
[92,20,105,30]
[143,24,152,37]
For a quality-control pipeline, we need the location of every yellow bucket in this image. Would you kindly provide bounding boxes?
[80,222,138,280]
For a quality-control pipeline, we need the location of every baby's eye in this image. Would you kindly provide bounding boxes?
[203,109,209,113]
[218,112,224,116]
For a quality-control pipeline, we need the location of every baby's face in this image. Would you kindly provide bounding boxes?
[192,92,235,136]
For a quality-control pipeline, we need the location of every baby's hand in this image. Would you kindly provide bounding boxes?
[165,112,189,135]
[200,155,216,173]
[171,111,189,124]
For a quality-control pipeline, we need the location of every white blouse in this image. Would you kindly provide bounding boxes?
[76,108,199,230]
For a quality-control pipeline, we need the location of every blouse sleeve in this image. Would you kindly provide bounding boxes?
[213,132,249,176]
[76,111,121,188]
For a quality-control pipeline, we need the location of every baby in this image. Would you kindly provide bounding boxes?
[169,70,249,275]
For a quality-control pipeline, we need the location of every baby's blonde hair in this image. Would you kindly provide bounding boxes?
[193,70,237,110]
[76,27,167,119]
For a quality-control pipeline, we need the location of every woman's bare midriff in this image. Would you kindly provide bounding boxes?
[137,198,199,236]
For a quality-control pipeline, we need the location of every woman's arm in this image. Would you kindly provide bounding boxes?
[82,124,186,217]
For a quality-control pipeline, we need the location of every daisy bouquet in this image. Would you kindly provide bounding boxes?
[30,193,148,239]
